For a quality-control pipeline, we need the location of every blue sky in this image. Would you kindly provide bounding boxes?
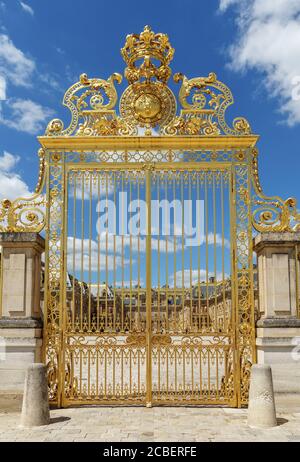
[0,0,299,202]
[0,0,299,288]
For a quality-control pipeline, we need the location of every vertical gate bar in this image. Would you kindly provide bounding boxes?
[175,346,177,397]
[189,174,193,330]
[183,348,186,397]
[221,174,226,331]
[157,173,161,334]
[113,173,117,331]
[158,347,161,398]
[129,178,132,332]
[80,173,84,332]
[199,346,202,398]
[129,349,132,396]
[166,348,169,399]
[146,167,152,407]
[121,174,124,332]
[165,176,169,330]
[216,348,219,400]
[113,349,116,399]
[104,349,107,399]
[105,173,109,330]
[72,172,77,330]
[96,349,99,398]
[191,348,194,398]
[224,346,228,400]
[138,348,140,397]
[248,162,257,365]
[42,156,50,373]
[208,349,211,400]
[231,167,240,407]
[97,173,100,330]
[205,173,209,327]
[79,350,82,398]
[88,172,92,332]
[181,174,184,331]
[213,172,217,332]
[197,174,201,329]
[59,157,68,407]
[173,175,177,332]
[88,349,90,398]
[121,348,124,399]
[137,178,140,328]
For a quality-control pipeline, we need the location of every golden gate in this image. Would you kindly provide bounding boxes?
[1,26,299,408]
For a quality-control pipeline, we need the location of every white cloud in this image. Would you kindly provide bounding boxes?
[0,34,35,88]
[0,33,60,123]
[19,1,34,16]
[0,75,6,100]
[170,269,229,288]
[0,98,54,134]
[0,151,31,199]
[218,0,239,12]
[0,150,19,171]
[66,237,131,273]
[220,0,300,125]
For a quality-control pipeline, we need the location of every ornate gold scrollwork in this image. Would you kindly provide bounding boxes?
[42,26,253,138]
[252,197,300,232]
[45,72,131,136]
[0,148,46,233]
[126,333,146,347]
[251,148,300,232]
[125,333,172,347]
[164,72,251,136]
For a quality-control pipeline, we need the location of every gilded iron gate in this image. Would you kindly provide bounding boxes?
[61,162,236,406]
[43,141,257,408]
[1,26,299,408]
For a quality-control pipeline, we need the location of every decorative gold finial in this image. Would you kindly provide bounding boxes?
[121,25,174,83]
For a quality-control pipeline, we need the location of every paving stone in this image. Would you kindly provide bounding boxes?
[0,394,299,442]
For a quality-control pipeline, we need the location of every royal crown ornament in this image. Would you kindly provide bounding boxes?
[121,25,175,84]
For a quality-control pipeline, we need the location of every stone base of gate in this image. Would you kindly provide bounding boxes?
[256,317,300,393]
[0,232,45,394]
[254,232,300,395]
[0,318,43,393]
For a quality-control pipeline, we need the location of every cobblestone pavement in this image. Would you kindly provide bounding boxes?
[0,394,299,442]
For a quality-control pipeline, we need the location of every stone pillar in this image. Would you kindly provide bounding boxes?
[0,233,45,393]
[254,232,300,393]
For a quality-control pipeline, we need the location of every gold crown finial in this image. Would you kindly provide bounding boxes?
[121,25,175,84]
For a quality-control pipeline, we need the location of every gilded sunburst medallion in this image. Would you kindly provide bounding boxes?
[119,81,176,131]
